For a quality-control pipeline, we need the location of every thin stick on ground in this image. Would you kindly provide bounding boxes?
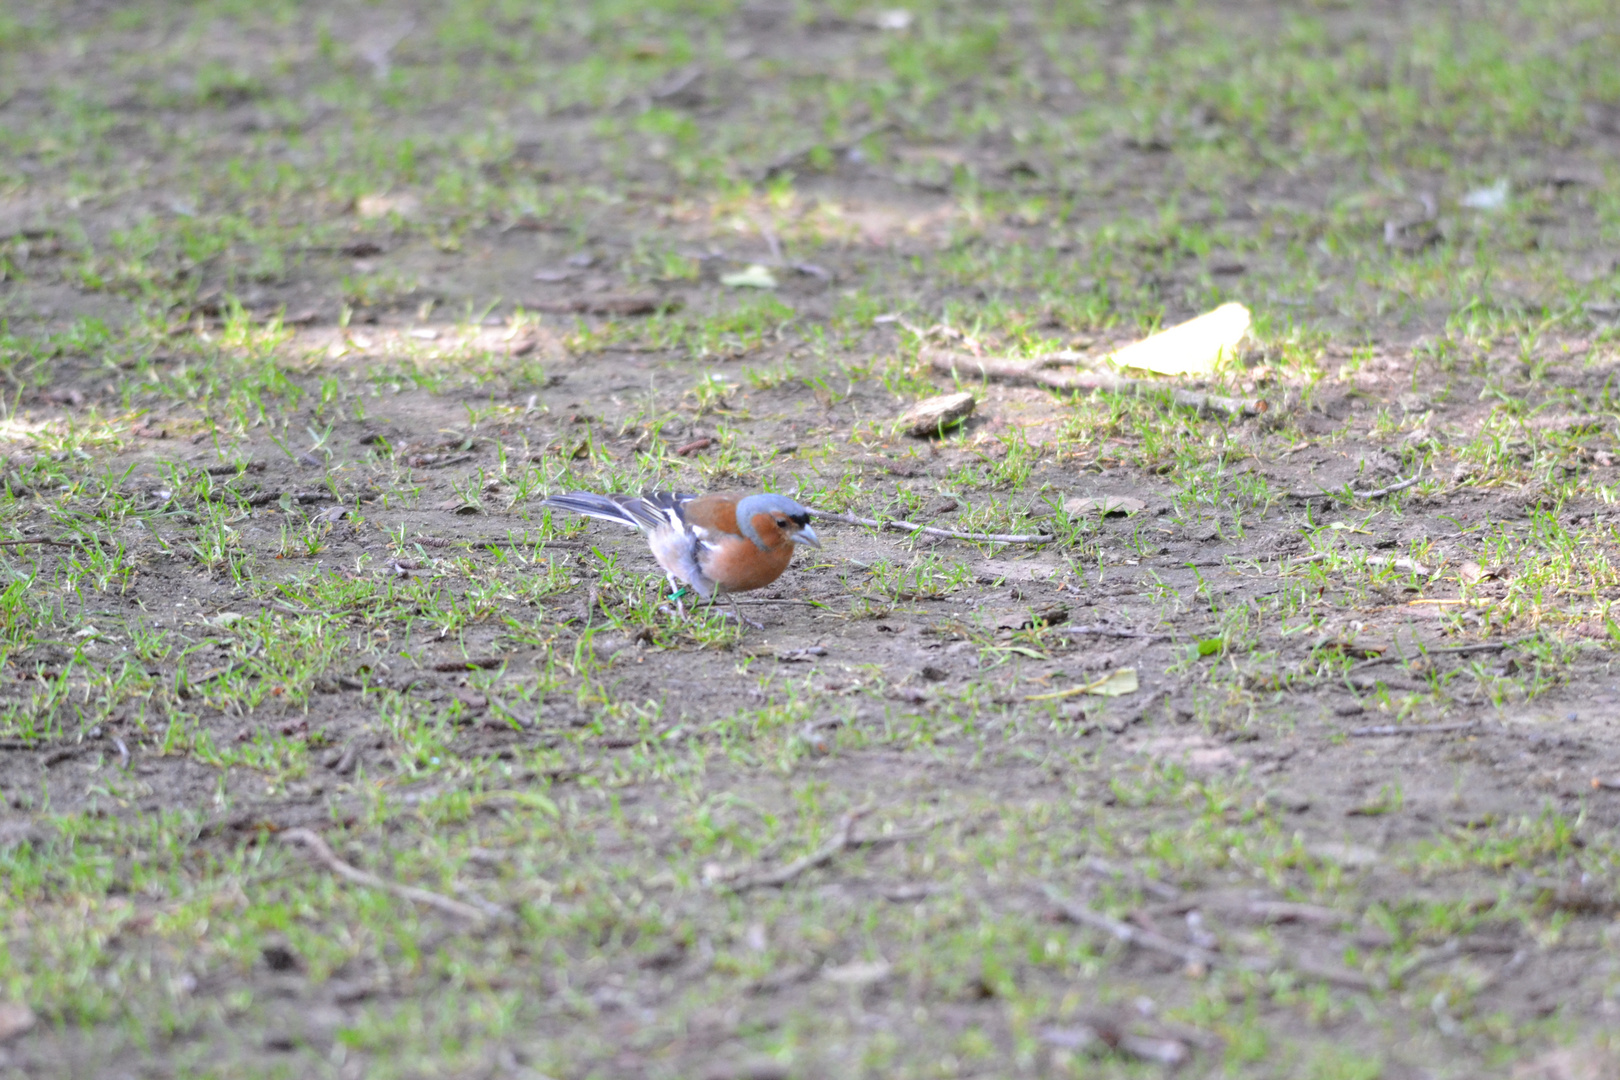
[925,348,1265,419]
[280,827,495,922]
[1040,884,1217,969]
[724,804,876,891]
[1348,635,1532,674]
[0,537,78,549]
[1044,884,1373,990]
[1352,475,1423,499]
[417,535,590,551]
[1024,671,1128,702]
[809,510,1053,546]
[756,118,894,181]
[1291,474,1423,501]
[1054,625,1168,640]
[1348,721,1482,738]
[1291,551,1433,575]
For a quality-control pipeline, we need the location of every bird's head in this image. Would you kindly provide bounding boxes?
[735,493,821,551]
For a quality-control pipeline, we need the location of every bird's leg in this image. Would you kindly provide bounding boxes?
[663,575,689,619]
[726,592,765,631]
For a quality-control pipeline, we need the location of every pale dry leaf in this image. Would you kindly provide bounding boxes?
[1106,302,1251,377]
[356,192,421,220]
[1062,495,1146,517]
[1026,667,1138,702]
[1462,180,1510,211]
[720,264,778,289]
[1087,668,1139,697]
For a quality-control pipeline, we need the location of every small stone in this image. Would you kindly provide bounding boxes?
[822,959,892,986]
[261,938,303,973]
[592,637,633,662]
[898,392,975,437]
[0,820,41,851]
[1262,789,1312,813]
[1308,841,1379,868]
[702,1059,791,1080]
[0,1002,35,1043]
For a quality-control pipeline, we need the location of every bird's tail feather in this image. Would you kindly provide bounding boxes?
[542,491,688,533]
[540,492,641,529]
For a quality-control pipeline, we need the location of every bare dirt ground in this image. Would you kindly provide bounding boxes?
[3,1,1620,1078]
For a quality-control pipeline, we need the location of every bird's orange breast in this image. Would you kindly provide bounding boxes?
[701,533,794,593]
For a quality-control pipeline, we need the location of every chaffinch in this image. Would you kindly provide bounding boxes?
[541,491,821,627]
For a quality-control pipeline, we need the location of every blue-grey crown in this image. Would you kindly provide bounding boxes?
[735,493,813,549]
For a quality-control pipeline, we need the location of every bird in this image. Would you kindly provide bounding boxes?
[540,491,821,627]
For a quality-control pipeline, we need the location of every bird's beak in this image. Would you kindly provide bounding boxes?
[792,524,822,549]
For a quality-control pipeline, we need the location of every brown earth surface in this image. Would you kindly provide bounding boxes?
[3,1,1620,1078]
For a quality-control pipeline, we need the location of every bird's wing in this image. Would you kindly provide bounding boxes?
[620,491,696,533]
[679,493,743,537]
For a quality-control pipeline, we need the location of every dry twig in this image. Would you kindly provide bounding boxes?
[925,348,1264,419]
[280,827,495,922]
[1046,888,1377,991]
[1054,625,1168,640]
[1348,721,1481,738]
[1078,856,1180,901]
[1290,474,1423,502]
[1284,957,1379,991]
[414,535,588,551]
[0,537,77,549]
[43,743,96,767]
[1291,551,1434,576]
[1041,884,1217,969]
[722,805,878,891]
[809,509,1053,546]
[1348,636,1530,674]
[756,118,894,180]
[1353,475,1423,499]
